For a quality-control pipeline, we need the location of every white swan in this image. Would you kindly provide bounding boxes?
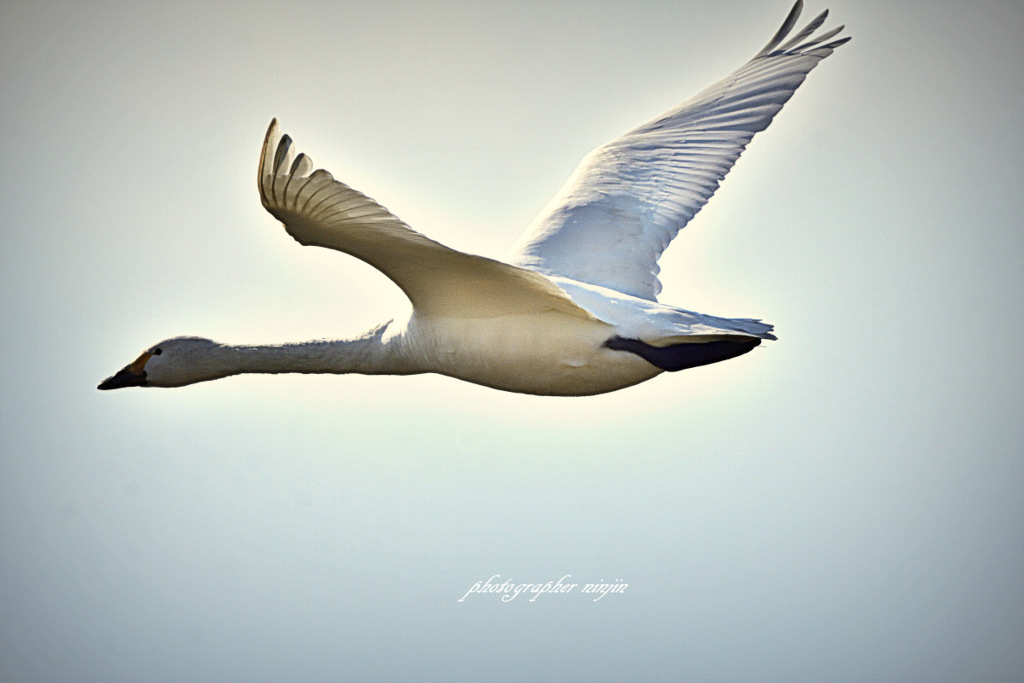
[99,1,848,397]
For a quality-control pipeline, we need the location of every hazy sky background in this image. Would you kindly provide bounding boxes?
[2,0,1022,680]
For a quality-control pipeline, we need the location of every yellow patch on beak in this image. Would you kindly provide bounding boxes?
[128,351,153,374]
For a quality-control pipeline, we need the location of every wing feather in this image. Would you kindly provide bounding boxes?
[258,120,593,320]
[508,1,849,300]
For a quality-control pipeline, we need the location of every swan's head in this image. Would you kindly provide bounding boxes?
[98,337,224,389]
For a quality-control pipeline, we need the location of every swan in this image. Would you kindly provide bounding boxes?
[98,1,849,397]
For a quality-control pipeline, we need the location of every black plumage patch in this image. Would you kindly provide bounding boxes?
[603,335,761,372]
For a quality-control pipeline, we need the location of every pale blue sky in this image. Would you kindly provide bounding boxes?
[2,1,1022,681]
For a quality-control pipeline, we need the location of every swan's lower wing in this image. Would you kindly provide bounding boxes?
[508,0,849,301]
[258,120,594,320]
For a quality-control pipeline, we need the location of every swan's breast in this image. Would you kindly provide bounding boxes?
[395,311,661,396]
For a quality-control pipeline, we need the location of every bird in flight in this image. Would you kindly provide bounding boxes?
[99,1,849,397]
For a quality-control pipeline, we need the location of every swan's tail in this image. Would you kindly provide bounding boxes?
[692,313,777,341]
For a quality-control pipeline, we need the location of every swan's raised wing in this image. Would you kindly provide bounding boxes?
[258,120,594,320]
[508,0,849,301]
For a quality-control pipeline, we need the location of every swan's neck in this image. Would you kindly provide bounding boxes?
[214,323,414,379]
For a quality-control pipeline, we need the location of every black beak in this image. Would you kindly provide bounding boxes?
[97,366,147,390]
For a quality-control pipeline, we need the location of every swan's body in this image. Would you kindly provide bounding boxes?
[99,1,849,397]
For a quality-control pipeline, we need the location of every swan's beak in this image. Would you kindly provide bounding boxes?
[98,351,151,390]
[98,365,147,390]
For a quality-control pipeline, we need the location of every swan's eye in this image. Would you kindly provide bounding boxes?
[153,348,162,355]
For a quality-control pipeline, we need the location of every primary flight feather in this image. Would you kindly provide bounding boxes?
[99,1,849,396]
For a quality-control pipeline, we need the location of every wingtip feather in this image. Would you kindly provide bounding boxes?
[259,118,282,204]
[755,0,804,58]
[754,2,849,60]
[290,153,314,178]
[822,35,852,50]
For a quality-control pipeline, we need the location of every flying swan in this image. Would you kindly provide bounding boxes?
[99,1,849,397]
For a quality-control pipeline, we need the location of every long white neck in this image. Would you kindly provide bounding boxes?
[199,323,416,381]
